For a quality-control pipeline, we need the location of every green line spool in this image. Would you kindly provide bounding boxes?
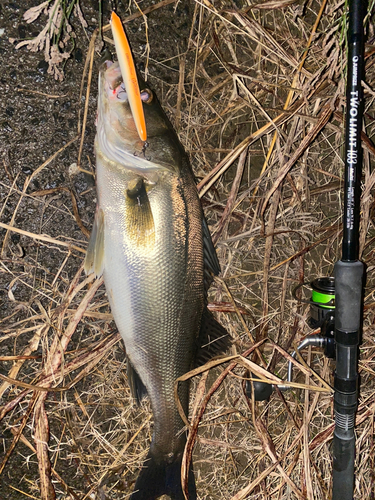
[309,277,335,328]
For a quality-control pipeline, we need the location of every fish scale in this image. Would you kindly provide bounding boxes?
[97,159,204,458]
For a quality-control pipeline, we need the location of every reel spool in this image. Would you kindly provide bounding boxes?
[309,277,335,328]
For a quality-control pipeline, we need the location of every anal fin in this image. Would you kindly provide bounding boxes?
[127,358,148,404]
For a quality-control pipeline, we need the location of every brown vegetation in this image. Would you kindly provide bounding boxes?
[1,1,375,499]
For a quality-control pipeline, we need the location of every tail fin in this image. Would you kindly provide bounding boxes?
[130,452,196,500]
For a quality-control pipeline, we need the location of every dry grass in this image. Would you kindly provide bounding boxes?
[1,0,375,499]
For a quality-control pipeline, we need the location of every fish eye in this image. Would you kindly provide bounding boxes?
[140,89,153,104]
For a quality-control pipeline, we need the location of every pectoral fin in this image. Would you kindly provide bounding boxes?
[84,207,105,277]
[125,177,155,249]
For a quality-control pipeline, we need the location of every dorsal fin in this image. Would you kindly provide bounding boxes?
[202,216,220,293]
[195,308,231,366]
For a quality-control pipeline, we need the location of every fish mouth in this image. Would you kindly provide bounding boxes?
[102,60,150,107]
[96,59,149,169]
[103,60,128,103]
[96,57,182,174]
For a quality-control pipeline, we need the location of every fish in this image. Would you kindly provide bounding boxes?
[84,52,229,500]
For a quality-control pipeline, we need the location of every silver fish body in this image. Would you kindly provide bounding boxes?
[85,59,226,500]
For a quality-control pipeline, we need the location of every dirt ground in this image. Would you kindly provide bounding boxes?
[1,1,375,499]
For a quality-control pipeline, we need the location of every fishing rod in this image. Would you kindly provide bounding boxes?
[332,0,364,497]
[247,1,366,498]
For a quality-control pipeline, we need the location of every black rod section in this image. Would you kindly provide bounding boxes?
[332,1,365,499]
[342,0,364,261]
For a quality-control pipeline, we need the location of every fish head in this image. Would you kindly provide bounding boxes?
[97,59,186,173]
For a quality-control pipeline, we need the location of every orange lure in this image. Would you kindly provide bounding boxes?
[110,11,147,142]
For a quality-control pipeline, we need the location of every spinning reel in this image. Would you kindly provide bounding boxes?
[246,277,336,401]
